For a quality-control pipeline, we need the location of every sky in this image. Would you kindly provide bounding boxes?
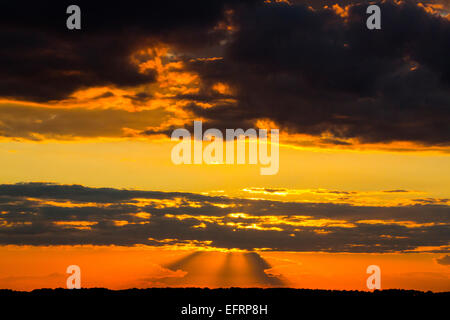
[0,0,449,291]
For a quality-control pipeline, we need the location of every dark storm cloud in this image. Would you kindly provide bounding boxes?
[0,27,156,102]
[184,1,450,145]
[0,183,448,252]
[0,0,258,102]
[1,1,449,145]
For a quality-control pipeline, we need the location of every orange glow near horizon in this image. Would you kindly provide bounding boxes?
[0,246,449,292]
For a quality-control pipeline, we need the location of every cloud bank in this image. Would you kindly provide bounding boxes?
[0,182,448,252]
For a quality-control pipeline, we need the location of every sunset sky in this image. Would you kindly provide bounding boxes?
[0,0,449,292]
